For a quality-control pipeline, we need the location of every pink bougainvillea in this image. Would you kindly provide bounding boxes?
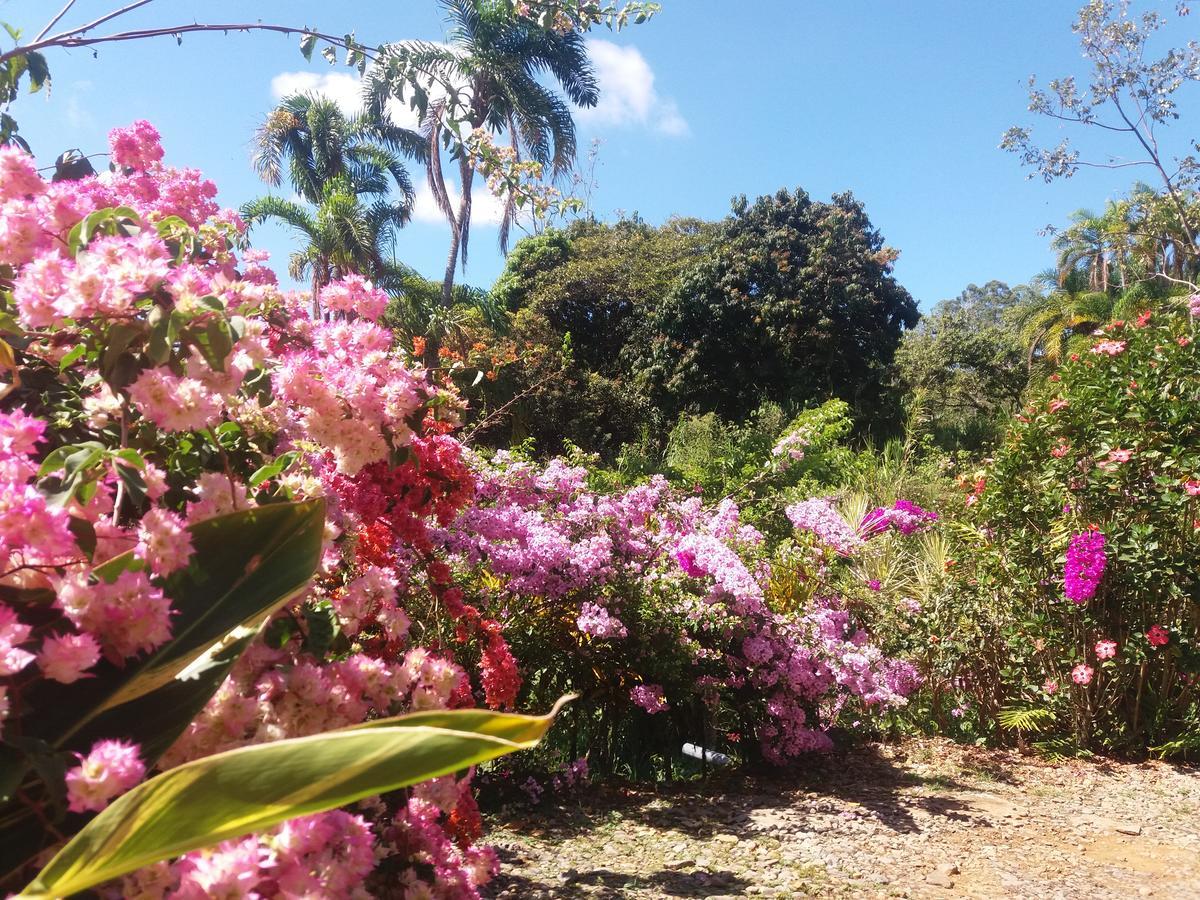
[1064,529,1107,604]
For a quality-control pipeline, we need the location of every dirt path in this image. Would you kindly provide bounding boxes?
[482,739,1200,899]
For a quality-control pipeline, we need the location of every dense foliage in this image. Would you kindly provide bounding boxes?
[901,304,1200,754]
[468,217,714,456]
[633,189,919,429]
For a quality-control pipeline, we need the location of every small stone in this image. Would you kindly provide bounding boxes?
[1116,823,1142,836]
[925,871,955,888]
[936,862,961,876]
[665,858,695,870]
[714,833,740,845]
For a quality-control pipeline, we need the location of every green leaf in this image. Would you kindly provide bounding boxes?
[57,344,86,371]
[21,703,564,899]
[19,499,326,764]
[299,31,317,61]
[24,52,48,93]
[115,462,148,505]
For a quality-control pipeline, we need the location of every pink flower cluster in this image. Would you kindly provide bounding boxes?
[785,498,863,556]
[121,809,378,899]
[318,274,389,321]
[1064,529,1107,604]
[630,684,669,714]
[65,739,146,813]
[859,499,939,537]
[1090,339,1127,356]
[0,125,498,896]
[576,601,628,638]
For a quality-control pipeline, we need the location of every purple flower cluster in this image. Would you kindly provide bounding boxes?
[859,499,939,538]
[630,684,669,714]
[1064,529,1107,604]
[432,454,918,766]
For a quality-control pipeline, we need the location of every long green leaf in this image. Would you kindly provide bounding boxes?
[21,499,326,762]
[20,704,563,899]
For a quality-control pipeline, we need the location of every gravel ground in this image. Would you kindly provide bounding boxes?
[482,738,1200,899]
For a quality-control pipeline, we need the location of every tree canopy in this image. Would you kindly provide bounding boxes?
[631,188,919,429]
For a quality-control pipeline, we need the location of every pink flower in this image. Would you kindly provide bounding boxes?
[630,684,669,714]
[0,603,34,676]
[38,632,102,683]
[108,120,165,171]
[58,570,173,658]
[1094,639,1118,661]
[136,507,194,576]
[786,498,863,556]
[1051,439,1070,458]
[127,366,222,433]
[65,739,146,812]
[1048,398,1068,413]
[0,146,46,201]
[576,601,628,639]
[1147,624,1170,647]
[1107,448,1132,463]
[1090,339,1127,356]
[1043,679,1058,695]
[318,274,389,321]
[1185,480,1200,496]
[1071,663,1094,686]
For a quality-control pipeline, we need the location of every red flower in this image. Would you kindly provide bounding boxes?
[1147,624,1170,647]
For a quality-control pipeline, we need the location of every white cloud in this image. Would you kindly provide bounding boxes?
[576,39,689,137]
[270,71,365,115]
[412,177,506,229]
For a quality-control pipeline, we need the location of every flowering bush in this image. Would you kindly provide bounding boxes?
[417,451,917,777]
[0,124,531,897]
[923,308,1200,753]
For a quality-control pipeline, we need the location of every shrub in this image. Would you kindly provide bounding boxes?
[427,451,920,779]
[914,306,1200,754]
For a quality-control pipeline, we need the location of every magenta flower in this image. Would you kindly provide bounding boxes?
[1064,530,1106,604]
[630,684,669,714]
[1071,664,1094,686]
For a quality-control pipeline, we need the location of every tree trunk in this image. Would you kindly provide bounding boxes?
[427,163,476,370]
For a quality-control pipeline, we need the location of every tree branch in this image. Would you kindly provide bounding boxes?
[33,0,84,42]
[0,22,378,67]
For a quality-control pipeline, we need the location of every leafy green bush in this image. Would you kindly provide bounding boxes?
[908,307,1200,754]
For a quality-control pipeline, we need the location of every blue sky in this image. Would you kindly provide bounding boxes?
[2,0,1197,308]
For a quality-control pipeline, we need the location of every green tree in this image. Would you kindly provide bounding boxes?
[467,217,714,457]
[364,0,600,362]
[631,188,919,430]
[241,175,408,315]
[242,95,420,315]
[251,92,422,207]
[895,281,1029,449]
[1011,269,1128,372]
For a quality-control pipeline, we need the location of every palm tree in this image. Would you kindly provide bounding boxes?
[1052,204,1137,294]
[244,94,421,316]
[364,0,599,362]
[1011,269,1127,372]
[242,175,408,316]
[252,93,423,208]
